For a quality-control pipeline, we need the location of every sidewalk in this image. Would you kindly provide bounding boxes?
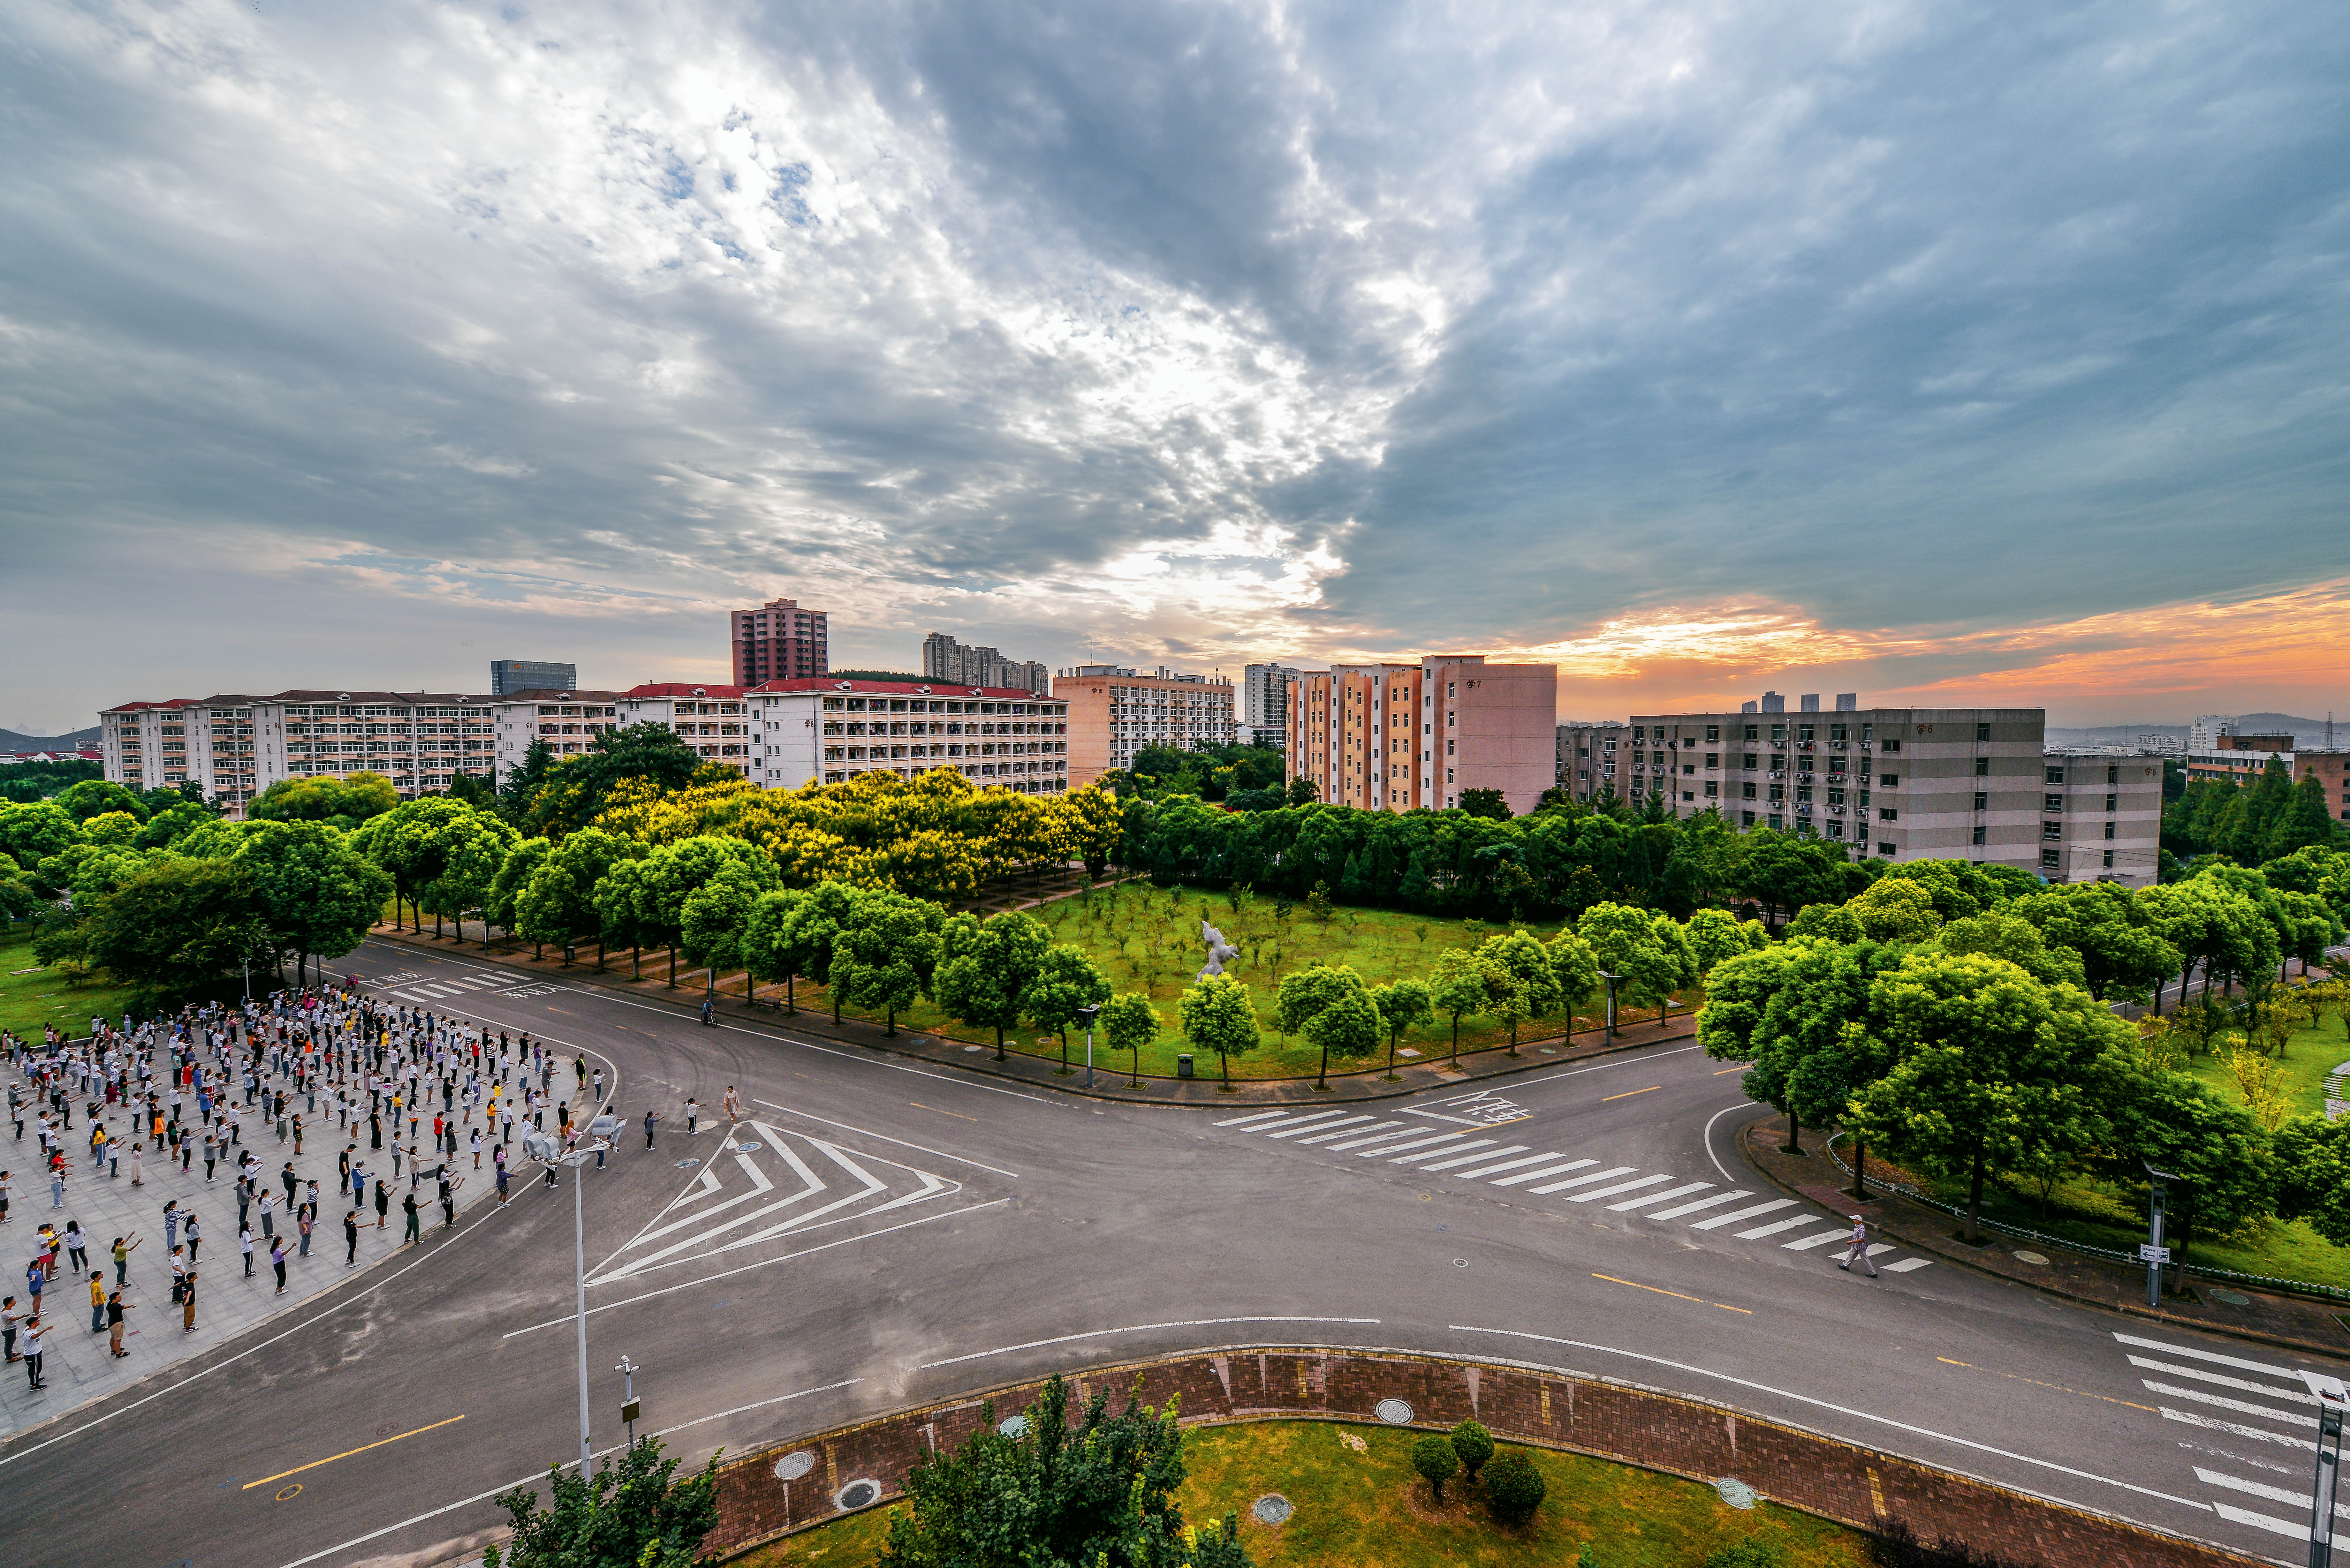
[1736,1116,2350,1361]
[1,1099,505,1439]
[364,924,1702,1105]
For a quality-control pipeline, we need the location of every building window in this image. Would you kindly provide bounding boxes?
[1740,810,1755,827]
[2104,793,2118,812]
[2042,821,2063,840]
[2041,848,2061,870]
[1880,773,1898,787]
[2102,850,2115,869]
[1976,722,1990,741]
[1878,807,1898,821]
[2045,766,2066,785]
[1973,791,1988,811]
[2103,821,2116,840]
[1877,841,1898,856]
[1971,825,1986,846]
[1768,814,1783,830]
[1975,757,1990,776]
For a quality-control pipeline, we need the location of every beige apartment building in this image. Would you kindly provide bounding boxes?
[1289,655,1557,816]
[2040,749,2164,886]
[485,690,625,786]
[1623,705,2051,873]
[1052,666,1238,789]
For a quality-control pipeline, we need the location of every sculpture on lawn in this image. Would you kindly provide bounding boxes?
[1196,919,1241,981]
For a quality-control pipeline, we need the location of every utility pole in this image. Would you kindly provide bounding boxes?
[1078,1003,1101,1090]
[2142,1161,2176,1308]
[2302,1371,2347,1568]
[617,1354,641,1451]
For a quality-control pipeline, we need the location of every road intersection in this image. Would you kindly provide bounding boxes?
[1,935,2331,1567]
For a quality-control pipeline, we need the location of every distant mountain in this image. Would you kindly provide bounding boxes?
[2046,712,2344,750]
[0,726,98,753]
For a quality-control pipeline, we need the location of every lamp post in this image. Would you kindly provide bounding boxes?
[2303,1371,2347,1568]
[1077,1003,1102,1090]
[553,1139,611,1474]
[1598,971,1622,1045]
[616,1354,642,1452]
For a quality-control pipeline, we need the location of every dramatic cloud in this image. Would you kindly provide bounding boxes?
[2,0,2344,729]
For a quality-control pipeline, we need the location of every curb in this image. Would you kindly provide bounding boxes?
[360,927,1700,1108]
[1731,1117,2350,1363]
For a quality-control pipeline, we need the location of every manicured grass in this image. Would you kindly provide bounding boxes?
[800,882,1697,1081]
[733,1418,1868,1568]
[0,931,140,1040]
[2179,1008,2350,1120]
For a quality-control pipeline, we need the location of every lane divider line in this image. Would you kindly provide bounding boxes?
[243,1415,466,1489]
[920,1316,1382,1371]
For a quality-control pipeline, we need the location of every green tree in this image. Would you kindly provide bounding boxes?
[236,821,394,987]
[1483,1449,1546,1526]
[1932,911,2087,991]
[1457,788,1512,820]
[830,892,948,1036]
[1477,928,1565,1051]
[1574,903,1682,1025]
[1371,978,1435,1078]
[1684,907,1766,977]
[80,857,273,1006]
[1429,948,1492,1066]
[2009,882,2181,1003]
[1411,1435,1459,1501]
[1448,1419,1494,1481]
[53,779,149,823]
[1730,829,1847,931]
[879,1375,1249,1568]
[2276,1115,2350,1246]
[1285,776,1320,807]
[630,836,779,986]
[0,802,82,871]
[518,828,639,967]
[681,863,774,1003]
[1100,991,1161,1085]
[1699,938,1905,1160]
[1178,973,1260,1088]
[1845,952,2137,1242]
[481,1437,718,1568]
[1021,942,1113,1070]
[421,805,522,947]
[497,737,559,825]
[1276,963,1370,1087]
[486,838,554,954]
[132,800,216,850]
[936,910,1053,1059]
[1304,984,1383,1090]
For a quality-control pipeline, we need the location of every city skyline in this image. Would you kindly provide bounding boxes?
[5,1,2346,733]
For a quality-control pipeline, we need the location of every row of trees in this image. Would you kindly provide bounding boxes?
[2164,754,2343,868]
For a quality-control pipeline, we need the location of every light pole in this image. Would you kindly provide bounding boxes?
[1598,971,1621,1044]
[1077,1003,1102,1090]
[2303,1371,2347,1568]
[554,1139,611,1474]
[2142,1160,2176,1309]
[616,1354,642,1452]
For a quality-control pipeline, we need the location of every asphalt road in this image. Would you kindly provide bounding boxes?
[1,936,2335,1567]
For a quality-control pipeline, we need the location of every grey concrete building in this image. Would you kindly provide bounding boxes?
[922,632,1048,695]
[488,659,578,697]
[2039,748,2164,887]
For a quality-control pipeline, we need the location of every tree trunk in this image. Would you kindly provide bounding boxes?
[1222,1050,1232,1089]
[1450,1017,1460,1066]
[535,941,544,961]
[1059,1030,1068,1071]
[1851,1139,1869,1202]
[1965,1144,1987,1243]
[1317,1043,1329,1090]
[886,1008,898,1039]
[667,946,677,987]
[993,1025,1006,1062]
[785,972,795,1015]
[595,936,605,971]
[831,986,842,1026]
[1506,1020,1519,1057]
[1782,1108,1801,1154]
[631,945,641,980]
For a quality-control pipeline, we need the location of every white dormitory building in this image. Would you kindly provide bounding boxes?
[749,677,1069,793]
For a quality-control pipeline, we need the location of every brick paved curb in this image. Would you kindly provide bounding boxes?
[362,926,1699,1108]
[703,1346,2259,1566]
[1735,1115,2350,1363]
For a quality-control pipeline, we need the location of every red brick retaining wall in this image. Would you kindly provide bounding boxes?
[706,1346,2257,1566]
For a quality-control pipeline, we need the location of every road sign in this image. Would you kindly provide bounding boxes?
[2139,1244,2172,1263]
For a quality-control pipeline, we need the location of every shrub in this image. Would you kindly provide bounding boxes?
[1410,1434,1459,1500]
[1448,1418,1494,1480]
[1483,1449,1545,1525]
[1706,1544,1783,1568]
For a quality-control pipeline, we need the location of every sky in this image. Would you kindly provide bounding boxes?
[4,0,2346,734]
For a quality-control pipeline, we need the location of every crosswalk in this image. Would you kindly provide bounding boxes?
[1210,1106,1931,1272]
[2114,1328,2350,1547]
[372,970,541,1006]
[1212,1105,1927,1279]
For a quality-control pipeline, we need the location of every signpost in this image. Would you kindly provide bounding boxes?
[2302,1371,2348,1568]
[2143,1160,2177,1308]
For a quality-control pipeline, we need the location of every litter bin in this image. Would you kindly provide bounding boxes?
[1176,1054,1194,1079]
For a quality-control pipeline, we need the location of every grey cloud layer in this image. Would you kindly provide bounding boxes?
[2,0,2343,726]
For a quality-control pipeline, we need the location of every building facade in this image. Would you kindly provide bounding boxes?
[1621,705,2050,871]
[2188,715,2238,751]
[1053,666,1239,790]
[2183,733,2295,787]
[752,678,1069,793]
[1288,655,1557,816]
[488,660,578,697]
[485,690,625,785]
[730,597,829,687]
[2039,749,2164,886]
[2296,750,2350,825]
[1557,722,1630,797]
[101,690,504,818]
[615,685,756,777]
[1241,662,1312,747]
[921,633,1049,695]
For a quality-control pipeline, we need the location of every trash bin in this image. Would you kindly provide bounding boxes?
[1176,1054,1194,1079]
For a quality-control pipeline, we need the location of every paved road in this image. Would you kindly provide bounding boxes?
[2,936,2334,1567]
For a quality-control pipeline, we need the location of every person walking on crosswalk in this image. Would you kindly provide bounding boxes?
[1838,1214,1877,1277]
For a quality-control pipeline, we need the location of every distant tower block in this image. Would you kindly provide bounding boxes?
[1760,691,1785,713]
[1800,694,1820,712]
[1837,693,1858,711]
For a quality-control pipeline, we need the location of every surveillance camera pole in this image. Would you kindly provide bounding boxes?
[616,1353,641,1451]
[1077,1003,1102,1090]
[2302,1371,2347,1568]
[1598,972,1621,1044]
[2142,1160,2176,1309]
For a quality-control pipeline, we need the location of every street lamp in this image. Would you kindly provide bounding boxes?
[551,1138,612,1474]
[1076,1003,1102,1090]
[1598,970,1622,1044]
[2302,1370,2347,1568]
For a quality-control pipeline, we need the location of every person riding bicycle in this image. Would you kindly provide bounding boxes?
[698,998,715,1026]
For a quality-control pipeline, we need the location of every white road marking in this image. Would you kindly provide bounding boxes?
[1690,1198,1794,1230]
[1610,1181,1712,1212]
[754,1099,1021,1178]
[1293,1120,1397,1146]
[1322,1127,1424,1152]
[2128,1355,2321,1404]
[2141,1382,2317,1430]
[1454,1151,1568,1178]
[1881,1257,1933,1273]
[1733,1215,1818,1241]
[1646,1189,1748,1220]
[2210,1499,2313,1540]
[1782,1230,1849,1251]
[1212,1111,1298,1128]
[1274,1115,1376,1140]
[1490,1158,1598,1188]
[2114,1332,2302,1381]
[2196,1466,2350,1519]
[1564,1173,1675,1204]
[1361,1132,1466,1158]
[1525,1166,1638,1196]
[1390,1138,1496,1165]
[1421,1143,1526,1172]
[919,1315,1382,1370]
[2159,1408,2318,1453]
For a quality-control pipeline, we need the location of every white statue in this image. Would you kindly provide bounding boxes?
[1196,919,1241,981]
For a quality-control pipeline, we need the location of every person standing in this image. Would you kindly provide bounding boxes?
[107,1289,130,1356]
[113,1233,139,1286]
[129,1141,143,1186]
[723,1085,739,1121]
[401,1189,421,1247]
[438,1168,460,1229]
[2,1168,15,1224]
[493,1143,509,1204]
[22,1312,46,1387]
[643,1108,663,1150]
[184,1211,202,1263]
[239,1223,255,1278]
[343,1210,359,1264]
[180,1271,197,1333]
[269,1235,288,1295]
[162,1200,179,1253]
[201,1128,217,1182]
[374,1177,390,1231]
[297,1204,313,1258]
[64,1221,88,1272]
[684,1098,700,1135]
[1,1294,16,1363]
[1838,1214,1877,1278]
[88,1269,106,1333]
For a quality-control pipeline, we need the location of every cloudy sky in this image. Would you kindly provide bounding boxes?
[5,0,2346,733]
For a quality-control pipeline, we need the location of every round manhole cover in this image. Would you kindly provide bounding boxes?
[1452,1258,1468,1268]
[2012,1250,2048,1266]
[1373,1398,1414,1425]
[1252,1493,1293,1526]
[997,1414,1029,1437]
[773,1451,815,1482]
[2211,1289,2252,1306]
[835,1478,881,1511]
[735,1141,762,1152]
[1714,1477,1758,1510]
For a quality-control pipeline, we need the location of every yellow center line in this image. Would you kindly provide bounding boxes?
[1600,1085,1661,1102]
[1713,1067,1746,1076]
[1592,1273,1754,1315]
[910,1101,977,1121]
[1936,1358,2154,1412]
[243,1415,466,1489]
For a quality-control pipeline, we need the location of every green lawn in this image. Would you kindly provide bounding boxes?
[2179,1008,2350,1120]
[803,882,1698,1081]
[0,931,140,1040]
[734,1417,1867,1568]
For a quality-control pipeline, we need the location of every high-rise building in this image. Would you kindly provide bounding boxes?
[1288,655,1557,815]
[489,659,578,697]
[2188,714,2238,751]
[1053,665,1238,789]
[731,597,829,686]
[922,632,1048,695]
[1241,662,1311,746]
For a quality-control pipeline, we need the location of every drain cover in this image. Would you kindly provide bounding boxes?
[735,1141,762,1152]
[1714,1477,1758,1509]
[2011,1250,2048,1265]
[1252,1493,1293,1526]
[2211,1289,2252,1306]
[1373,1398,1414,1425]
[1453,1258,1468,1267]
[675,1158,701,1168]
[998,1414,1029,1437]
[774,1451,815,1482]
[835,1478,881,1510]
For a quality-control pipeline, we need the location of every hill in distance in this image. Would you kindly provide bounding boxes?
[0,726,99,753]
